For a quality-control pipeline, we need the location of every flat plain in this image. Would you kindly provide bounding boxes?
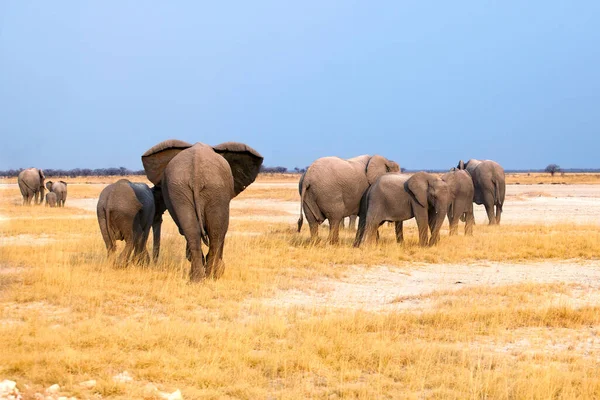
[1,173,600,399]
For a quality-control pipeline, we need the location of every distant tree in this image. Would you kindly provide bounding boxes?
[400,167,406,173]
[545,164,561,176]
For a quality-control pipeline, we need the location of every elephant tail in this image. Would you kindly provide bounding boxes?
[191,183,209,246]
[297,180,307,232]
[297,179,323,232]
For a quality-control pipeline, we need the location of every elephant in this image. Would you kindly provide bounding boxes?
[354,172,449,247]
[45,180,68,207]
[297,154,400,243]
[457,159,505,225]
[297,171,357,231]
[97,179,166,266]
[45,192,58,207]
[17,168,45,205]
[141,140,263,281]
[441,169,475,236]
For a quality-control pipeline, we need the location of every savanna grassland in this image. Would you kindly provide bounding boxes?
[1,175,600,399]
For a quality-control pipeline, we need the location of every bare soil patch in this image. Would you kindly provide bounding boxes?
[259,261,600,312]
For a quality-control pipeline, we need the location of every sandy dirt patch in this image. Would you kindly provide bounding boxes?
[0,234,57,246]
[259,261,600,312]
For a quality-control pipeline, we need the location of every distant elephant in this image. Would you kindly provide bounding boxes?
[457,159,505,224]
[298,155,400,243]
[297,171,358,232]
[141,140,263,281]
[45,180,68,207]
[45,192,58,207]
[17,168,45,205]
[354,172,449,247]
[441,169,475,236]
[97,179,166,266]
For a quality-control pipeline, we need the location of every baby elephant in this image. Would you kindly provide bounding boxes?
[46,180,68,207]
[45,192,58,207]
[354,172,449,247]
[96,179,166,266]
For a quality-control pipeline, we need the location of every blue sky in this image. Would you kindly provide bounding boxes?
[1,1,599,170]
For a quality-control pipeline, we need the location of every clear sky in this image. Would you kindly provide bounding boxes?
[1,1,599,171]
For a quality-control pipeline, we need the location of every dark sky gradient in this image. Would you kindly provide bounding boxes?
[1,1,599,170]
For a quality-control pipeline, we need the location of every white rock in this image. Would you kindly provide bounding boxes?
[112,371,133,384]
[79,380,96,389]
[46,384,60,393]
[159,389,182,400]
[0,380,17,393]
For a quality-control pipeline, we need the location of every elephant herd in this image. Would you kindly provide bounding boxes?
[298,156,505,248]
[17,167,68,207]
[15,142,505,283]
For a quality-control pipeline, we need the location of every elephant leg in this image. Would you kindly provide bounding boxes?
[448,216,458,236]
[414,208,429,246]
[303,203,319,240]
[327,218,342,244]
[395,221,404,243]
[465,212,475,236]
[98,216,116,258]
[340,218,345,229]
[348,215,357,230]
[482,191,496,225]
[204,205,229,279]
[117,236,135,267]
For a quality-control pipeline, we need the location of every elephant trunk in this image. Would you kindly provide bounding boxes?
[152,219,162,262]
[38,186,45,205]
[429,200,448,246]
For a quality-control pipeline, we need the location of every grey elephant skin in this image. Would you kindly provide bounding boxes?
[142,139,263,282]
[45,192,58,207]
[354,172,449,247]
[298,155,400,243]
[297,171,357,231]
[45,180,68,207]
[17,168,45,205]
[457,159,505,224]
[441,169,475,236]
[97,179,166,266]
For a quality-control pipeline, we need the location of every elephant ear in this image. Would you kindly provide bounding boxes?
[59,181,67,186]
[213,142,264,197]
[141,139,193,185]
[405,172,430,208]
[366,155,390,185]
[45,181,53,191]
[458,160,465,170]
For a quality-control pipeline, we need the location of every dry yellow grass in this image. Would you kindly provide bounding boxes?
[1,179,600,399]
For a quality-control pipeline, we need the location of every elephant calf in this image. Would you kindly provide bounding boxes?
[45,192,58,207]
[441,169,475,236]
[46,180,68,207]
[354,172,449,247]
[96,179,166,266]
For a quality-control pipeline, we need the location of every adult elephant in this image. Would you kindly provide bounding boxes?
[97,179,166,266]
[141,140,263,281]
[354,172,449,247]
[17,168,45,205]
[298,155,400,243]
[441,169,475,236]
[297,171,357,232]
[45,180,68,207]
[457,159,505,225]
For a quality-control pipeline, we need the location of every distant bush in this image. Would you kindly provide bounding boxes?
[0,167,145,178]
[260,166,288,173]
